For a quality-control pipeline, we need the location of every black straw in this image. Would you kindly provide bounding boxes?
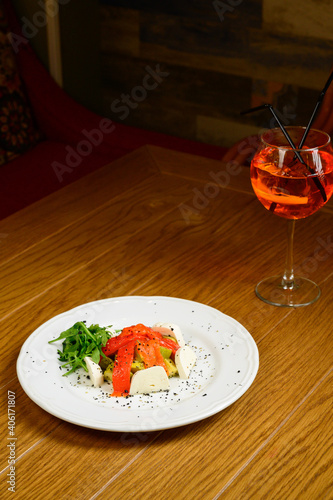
[297,69,333,149]
[242,104,306,165]
[242,103,327,204]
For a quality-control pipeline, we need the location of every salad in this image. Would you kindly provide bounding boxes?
[49,322,196,397]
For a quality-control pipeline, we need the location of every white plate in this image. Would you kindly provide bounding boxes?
[17,296,259,432]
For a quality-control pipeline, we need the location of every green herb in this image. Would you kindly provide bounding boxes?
[49,322,116,376]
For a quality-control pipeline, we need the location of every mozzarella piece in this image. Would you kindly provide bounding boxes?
[130,366,170,395]
[152,322,185,347]
[84,356,104,387]
[174,346,196,379]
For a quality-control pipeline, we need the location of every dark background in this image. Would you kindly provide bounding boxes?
[12,0,333,148]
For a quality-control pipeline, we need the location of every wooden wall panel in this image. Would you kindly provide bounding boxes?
[101,0,261,23]
[99,0,333,148]
[263,0,333,41]
[101,55,252,116]
[139,12,250,57]
[100,6,140,56]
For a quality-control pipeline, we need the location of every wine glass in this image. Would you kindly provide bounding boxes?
[250,126,333,307]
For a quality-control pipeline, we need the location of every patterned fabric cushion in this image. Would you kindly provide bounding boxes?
[0,3,41,165]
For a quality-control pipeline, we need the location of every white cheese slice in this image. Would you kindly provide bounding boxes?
[174,346,196,379]
[84,356,104,387]
[129,366,170,395]
[152,322,185,347]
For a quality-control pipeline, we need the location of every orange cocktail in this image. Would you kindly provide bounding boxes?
[250,126,333,307]
[251,147,333,219]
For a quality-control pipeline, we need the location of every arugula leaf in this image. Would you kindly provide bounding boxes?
[49,322,115,376]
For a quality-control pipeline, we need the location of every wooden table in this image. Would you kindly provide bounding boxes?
[1,145,332,499]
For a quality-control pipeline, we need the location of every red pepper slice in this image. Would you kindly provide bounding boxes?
[120,323,163,340]
[153,341,169,375]
[158,338,180,357]
[103,324,163,357]
[136,340,156,368]
[136,339,169,375]
[111,339,136,397]
[103,334,180,363]
[102,333,148,357]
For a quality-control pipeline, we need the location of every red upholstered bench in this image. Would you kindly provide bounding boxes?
[0,0,227,220]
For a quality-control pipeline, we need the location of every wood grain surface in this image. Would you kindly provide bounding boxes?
[0,146,332,499]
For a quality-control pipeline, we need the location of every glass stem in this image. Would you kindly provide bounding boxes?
[282,220,295,289]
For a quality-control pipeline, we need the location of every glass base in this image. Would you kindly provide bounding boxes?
[255,276,321,307]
